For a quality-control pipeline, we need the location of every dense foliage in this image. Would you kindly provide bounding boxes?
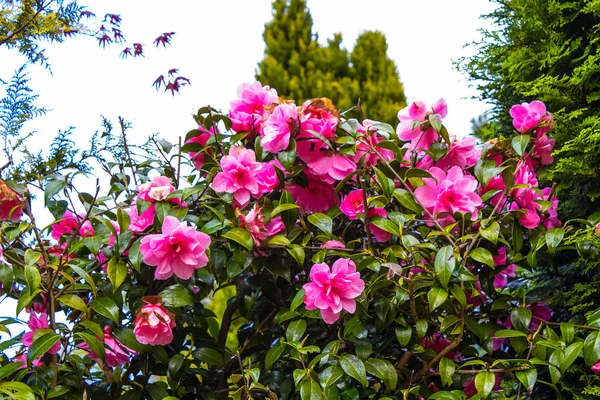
[459,0,600,220]
[0,80,598,400]
[256,0,406,125]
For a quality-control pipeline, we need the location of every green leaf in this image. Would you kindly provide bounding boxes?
[44,178,67,205]
[280,190,299,233]
[416,320,428,338]
[287,244,305,266]
[393,189,421,213]
[24,249,41,266]
[365,358,397,391]
[267,235,291,247]
[494,329,527,338]
[117,207,131,232]
[511,134,530,157]
[308,213,333,235]
[300,380,323,400]
[440,358,456,387]
[340,355,368,387]
[291,289,305,312]
[0,382,35,400]
[84,236,102,255]
[270,203,300,218]
[74,332,105,359]
[159,284,194,307]
[286,319,307,342]
[128,238,143,270]
[194,347,224,367]
[584,331,600,366]
[369,216,400,237]
[511,307,532,332]
[558,342,583,372]
[58,294,88,312]
[278,138,297,171]
[92,297,120,323]
[395,326,411,346]
[428,287,449,311]
[545,228,564,253]
[265,339,286,370]
[107,258,127,291]
[28,333,60,367]
[560,322,574,344]
[16,289,43,315]
[373,167,395,198]
[69,264,96,296]
[516,368,538,393]
[24,265,41,293]
[479,222,500,244]
[469,248,495,268]
[475,371,496,397]
[449,284,466,307]
[0,362,25,380]
[435,245,455,288]
[222,227,254,251]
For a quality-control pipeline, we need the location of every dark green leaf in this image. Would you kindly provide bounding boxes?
[222,227,253,251]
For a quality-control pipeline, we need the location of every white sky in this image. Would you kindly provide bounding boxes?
[1,0,497,155]
[0,0,498,337]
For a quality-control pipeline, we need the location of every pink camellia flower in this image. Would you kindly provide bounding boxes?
[529,302,553,331]
[255,162,279,194]
[531,134,555,166]
[414,166,482,226]
[108,220,120,246]
[510,163,542,229]
[14,353,43,369]
[493,247,517,289]
[51,211,79,241]
[435,136,481,171]
[78,220,95,238]
[509,100,548,133]
[127,204,156,233]
[133,297,176,346]
[0,181,23,222]
[595,222,600,234]
[287,173,340,213]
[397,99,447,151]
[238,204,284,247]
[212,147,271,207]
[261,102,298,153]
[354,125,394,167]
[322,240,346,249]
[298,99,339,140]
[137,176,183,206]
[541,187,561,229]
[296,140,357,183]
[422,333,461,361]
[303,258,365,324]
[185,126,216,171]
[340,189,365,220]
[23,313,60,354]
[229,81,279,134]
[82,326,137,367]
[140,216,211,280]
[592,361,600,374]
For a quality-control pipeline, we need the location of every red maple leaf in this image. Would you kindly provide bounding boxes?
[153,32,175,48]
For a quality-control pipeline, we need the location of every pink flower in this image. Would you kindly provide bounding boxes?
[509,100,548,133]
[299,99,339,140]
[541,187,561,229]
[303,258,365,324]
[422,333,460,361]
[296,140,357,183]
[595,223,600,234]
[463,374,502,398]
[262,102,298,153]
[0,182,23,222]
[14,353,43,369]
[510,163,542,229]
[140,216,211,280]
[435,136,481,171]
[185,126,216,171]
[82,326,137,367]
[78,220,95,237]
[51,211,79,241]
[229,81,279,134]
[256,163,279,194]
[287,173,340,213]
[238,204,284,247]
[23,313,60,354]
[592,361,600,374]
[492,247,517,289]
[529,302,552,331]
[127,204,156,233]
[133,298,176,346]
[531,134,555,166]
[368,208,392,242]
[397,99,447,151]
[212,147,269,207]
[354,126,394,167]
[414,166,482,226]
[322,240,346,249]
[340,189,365,220]
[137,176,183,206]
[108,220,120,246]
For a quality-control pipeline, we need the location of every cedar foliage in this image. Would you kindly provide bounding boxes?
[256,0,406,124]
[460,0,600,220]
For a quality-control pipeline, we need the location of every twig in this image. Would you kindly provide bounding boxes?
[118,117,138,186]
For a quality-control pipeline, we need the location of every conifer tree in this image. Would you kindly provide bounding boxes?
[256,0,406,124]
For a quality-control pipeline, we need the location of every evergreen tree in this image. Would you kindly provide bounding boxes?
[256,0,406,124]
[460,0,600,219]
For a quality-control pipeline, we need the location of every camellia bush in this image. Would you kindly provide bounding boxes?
[1,82,600,400]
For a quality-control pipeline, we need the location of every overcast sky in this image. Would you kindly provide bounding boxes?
[1,0,497,156]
